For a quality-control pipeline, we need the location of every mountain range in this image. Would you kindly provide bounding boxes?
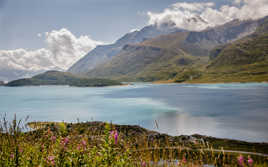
[69,16,267,83]
[68,24,182,74]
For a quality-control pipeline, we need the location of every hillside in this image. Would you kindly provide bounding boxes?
[6,71,121,87]
[87,44,201,81]
[68,24,182,74]
[85,18,261,82]
[185,16,268,83]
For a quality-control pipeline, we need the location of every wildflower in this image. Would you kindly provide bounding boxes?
[77,144,81,150]
[248,156,253,166]
[19,148,23,153]
[141,161,146,167]
[110,130,118,144]
[81,139,87,147]
[238,155,244,166]
[10,153,14,159]
[182,156,187,164]
[61,137,69,146]
[51,136,56,142]
[47,156,55,166]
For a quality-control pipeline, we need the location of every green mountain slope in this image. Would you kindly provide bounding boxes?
[85,18,262,82]
[86,42,205,81]
[184,17,268,83]
[208,33,268,68]
[6,71,121,87]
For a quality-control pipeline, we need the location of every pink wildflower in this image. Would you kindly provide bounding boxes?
[248,156,253,166]
[10,153,14,159]
[61,137,69,146]
[48,156,54,161]
[81,139,87,147]
[77,144,81,150]
[141,161,146,167]
[182,156,187,164]
[110,130,118,144]
[47,156,55,166]
[238,155,244,166]
[51,136,56,142]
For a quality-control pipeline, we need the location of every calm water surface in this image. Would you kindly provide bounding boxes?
[0,83,268,142]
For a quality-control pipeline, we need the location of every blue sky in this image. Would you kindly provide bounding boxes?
[0,0,230,50]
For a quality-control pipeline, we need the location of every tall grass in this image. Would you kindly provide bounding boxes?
[0,116,267,167]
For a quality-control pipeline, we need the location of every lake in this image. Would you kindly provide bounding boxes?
[1,83,268,142]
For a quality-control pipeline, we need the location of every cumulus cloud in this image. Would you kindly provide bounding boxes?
[45,28,103,70]
[0,28,103,80]
[0,48,56,71]
[147,0,268,31]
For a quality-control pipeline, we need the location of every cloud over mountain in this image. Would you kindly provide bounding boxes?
[45,28,103,70]
[0,28,103,80]
[147,0,268,31]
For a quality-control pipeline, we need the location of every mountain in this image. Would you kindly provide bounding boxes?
[84,18,262,82]
[188,16,268,83]
[6,71,121,87]
[86,44,198,81]
[68,24,182,74]
[0,81,4,86]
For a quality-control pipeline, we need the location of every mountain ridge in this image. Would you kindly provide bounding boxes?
[68,24,183,74]
[83,17,265,82]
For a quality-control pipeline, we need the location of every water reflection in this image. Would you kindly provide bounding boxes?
[154,111,219,136]
[148,110,268,142]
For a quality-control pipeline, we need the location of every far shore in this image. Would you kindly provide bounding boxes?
[152,80,268,85]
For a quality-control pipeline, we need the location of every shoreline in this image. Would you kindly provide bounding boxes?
[27,121,268,154]
[152,80,268,85]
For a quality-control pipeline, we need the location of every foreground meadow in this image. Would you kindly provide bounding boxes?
[0,117,268,167]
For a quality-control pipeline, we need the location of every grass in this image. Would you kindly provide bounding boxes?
[1,116,268,167]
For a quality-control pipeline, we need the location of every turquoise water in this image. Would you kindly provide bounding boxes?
[1,83,268,142]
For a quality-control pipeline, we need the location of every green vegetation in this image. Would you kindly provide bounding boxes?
[86,33,208,82]
[174,69,203,83]
[188,27,268,83]
[1,117,268,167]
[6,71,122,87]
[84,16,268,84]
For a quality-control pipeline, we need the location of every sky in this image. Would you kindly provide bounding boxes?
[0,0,232,50]
[0,0,267,80]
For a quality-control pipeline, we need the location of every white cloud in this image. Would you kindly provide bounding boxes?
[147,0,268,31]
[129,28,140,33]
[172,2,215,12]
[0,28,103,80]
[0,48,56,71]
[45,28,103,70]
